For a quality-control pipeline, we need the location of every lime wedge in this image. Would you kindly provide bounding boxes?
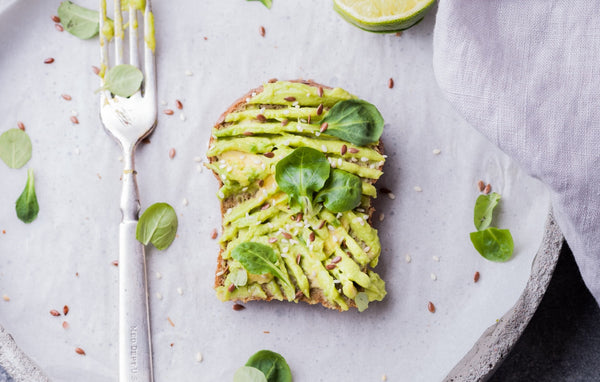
[333,0,436,33]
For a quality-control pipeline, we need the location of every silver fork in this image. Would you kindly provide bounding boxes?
[99,1,157,381]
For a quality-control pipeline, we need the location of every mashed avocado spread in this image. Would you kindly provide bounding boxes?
[207,81,387,311]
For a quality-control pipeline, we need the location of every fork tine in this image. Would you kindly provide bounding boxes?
[114,0,124,66]
[143,0,156,104]
[99,0,109,100]
[128,3,139,69]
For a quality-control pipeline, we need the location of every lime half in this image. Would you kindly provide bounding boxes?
[333,0,436,33]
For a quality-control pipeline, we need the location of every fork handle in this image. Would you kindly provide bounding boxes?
[119,152,154,382]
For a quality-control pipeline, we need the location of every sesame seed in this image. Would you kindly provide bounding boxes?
[185,70,193,76]
[318,87,324,97]
[414,186,423,192]
[405,254,412,263]
[194,156,203,162]
[182,198,189,206]
[160,100,168,106]
[360,157,368,162]
[92,65,101,75]
[326,263,336,270]
[2,295,9,302]
[431,273,437,281]
[180,113,186,121]
[321,145,327,153]
[156,272,162,279]
[432,255,440,262]
[337,158,342,167]
[177,287,183,295]
[74,148,80,155]
[52,15,61,22]
[196,352,203,363]
[387,193,396,200]
[327,225,335,231]
[379,213,385,222]
[433,149,441,155]
[17,121,25,131]
[156,292,163,300]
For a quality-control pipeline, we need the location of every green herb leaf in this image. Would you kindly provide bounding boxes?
[245,350,292,382]
[136,203,178,250]
[246,0,272,9]
[57,1,101,39]
[315,169,362,213]
[231,242,290,286]
[0,128,32,169]
[100,64,144,98]
[321,99,384,146]
[474,192,501,231]
[234,366,268,382]
[470,227,514,262]
[15,169,39,224]
[275,147,330,212]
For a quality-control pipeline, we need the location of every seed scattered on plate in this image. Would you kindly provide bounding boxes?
[156,272,162,279]
[430,273,437,281]
[55,23,64,32]
[50,309,61,317]
[62,321,69,329]
[177,287,183,296]
[51,15,61,23]
[474,271,480,283]
[405,254,412,263]
[477,180,485,192]
[179,113,186,121]
[70,116,79,124]
[182,198,189,206]
[167,317,175,327]
[259,26,266,37]
[156,292,163,300]
[92,65,100,75]
[175,99,183,110]
[427,301,436,313]
[193,156,203,163]
[382,375,388,382]
[169,148,176,159]
[185,70,193,76]
[63,305,69,316]
[17,121,25,131]
[387,192,396,200]
[2,295,9,302]
[196,352,203,363]
[164,109,174,115]
[75,347,86,356]
[432,255,440,262]
[210,228,218,240]
[232,303,245,311]
[388,78,394,89]
[414,186,423,192]
[432,148,441,155]
[44,57,54,64]
[379,213,385,222]
[111,260,119,267]
[483,184,492,194]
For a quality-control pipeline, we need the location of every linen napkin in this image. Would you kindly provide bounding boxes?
[433,1,600,305]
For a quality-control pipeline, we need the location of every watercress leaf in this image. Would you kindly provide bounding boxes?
[275,147,330,211]
[57,1,101,39]
[470,227,514,262]
[0,128,32,169]
[315,169,362,213]
[102,64,144,98]
[474,192,501,231]
[231,242,290,286]
[136,203,178,250]
[233,366,268,382]
[321,99,384,146]
[245,350,292,382]
[246,0,272,8]
[15,169,39,224]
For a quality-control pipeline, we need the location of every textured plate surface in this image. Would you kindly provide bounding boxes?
[0,1,557,381]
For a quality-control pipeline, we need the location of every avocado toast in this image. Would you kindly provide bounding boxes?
[206,80,387,311]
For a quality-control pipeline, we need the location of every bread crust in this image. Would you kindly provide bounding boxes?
[208,79,384,311]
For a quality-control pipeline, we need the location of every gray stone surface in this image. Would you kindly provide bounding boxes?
[490,245,600,381]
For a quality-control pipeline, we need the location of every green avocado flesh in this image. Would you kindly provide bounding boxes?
[208,81,387,311]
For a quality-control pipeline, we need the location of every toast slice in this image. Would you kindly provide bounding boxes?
[206,79,387,311]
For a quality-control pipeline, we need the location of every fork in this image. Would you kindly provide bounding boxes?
[98,1,157,381]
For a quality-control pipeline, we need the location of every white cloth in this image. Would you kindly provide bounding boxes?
[433,1,600,305]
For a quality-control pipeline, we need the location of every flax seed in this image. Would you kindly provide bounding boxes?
[243,131,253,136]
[281,119,289,126]
[348,147,359,154]
[320,122,328,133]
[227,283,236,292]
[111,260,119,266]
[61,94,72,101]
[309,232,315,242]
[483,184,492,194]
[168,148,176,159]
[63,305,69,316]
[332,256,342,264]
[268,78,278,83]
[388,78,394,89]
[175,100,183,109]
[326,263,336,270]
[256,114,267,123]
[163,109,174,115]
[340,144,347,155]
[51,15,61,23]
[62,321,69,329]
[17,121,25,131]
[428,301,436,313]
[474,271,480,283]
[317,220,326,229]
[268,237,277,244]
[92,65,100,75]
[264,152,275,158]
[284,96,296,102]
[259,26,265,37]
[50,309,61,317]
[282,232,293,240]
[69,116,79,124]
[316,103,324,115]
[232,303,245,311]
[75,347,86,355]
[477,180,485,192]
[318,87,324,97]
[55,23,64,32]
[296,254,302,265]
[44,57,54,64]
[210,229,218,240]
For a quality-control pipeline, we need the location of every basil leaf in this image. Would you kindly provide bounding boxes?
[245,350,292,382]
[470,227,514,262]
[101,64,144,98]
[15,169,39,224]
[474,192,501,231]
[315,169,362,213]
[136,203,178,250]
[275,147,330,211]
[246,0,272,8]
[234,366,268,382]
[58,1,101,39]
[321,99,384,146]
[231,242,290,286]
[0,128,32,169]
